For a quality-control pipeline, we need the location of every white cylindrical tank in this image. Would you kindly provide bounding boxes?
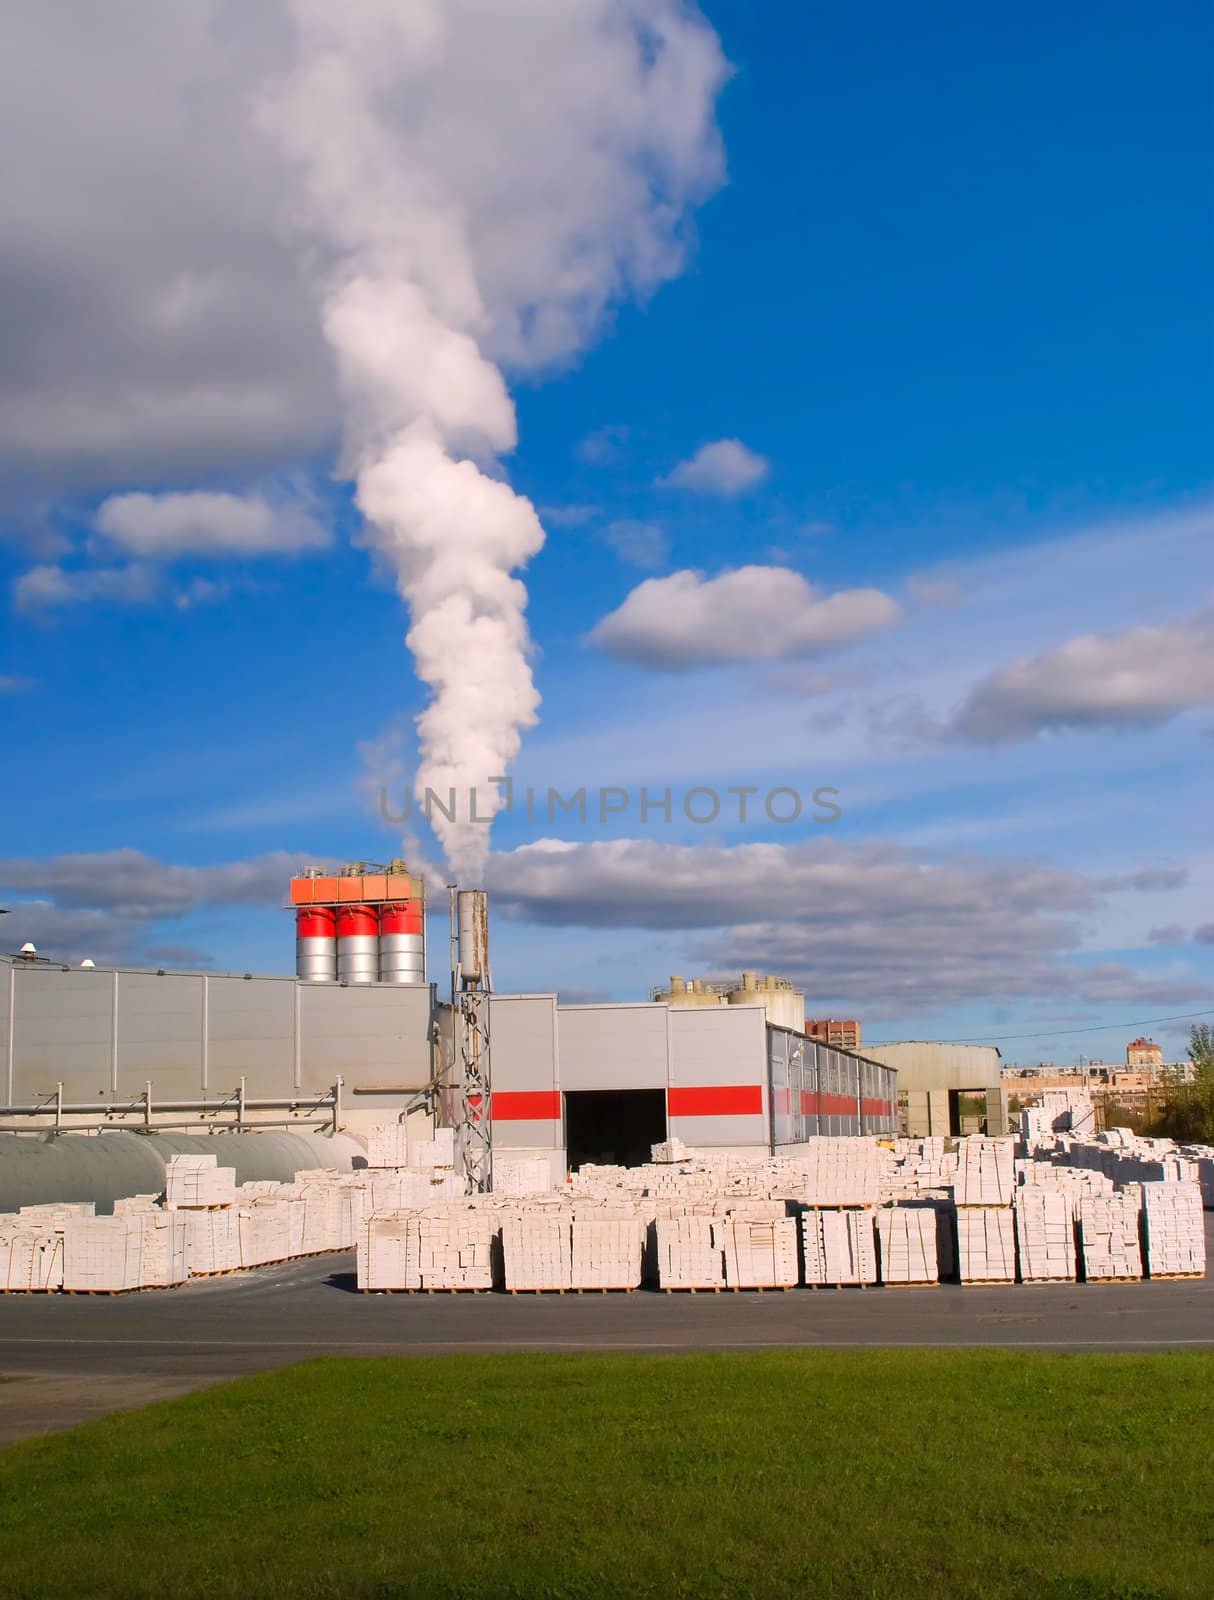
[457,890,489,986]
[336,904,379,984]
[295,907,337,982]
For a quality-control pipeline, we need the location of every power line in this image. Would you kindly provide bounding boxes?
[868,1008,1214,1047]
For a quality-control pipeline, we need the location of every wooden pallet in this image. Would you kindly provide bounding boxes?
[572,1286,638,1294]
[660,1285,723,1293]
[507,1286,570,1295]
[1146,1272,1204,1281]
[880,1280,939,1288]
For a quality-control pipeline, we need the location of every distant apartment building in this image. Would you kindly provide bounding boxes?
[1126,1036,1163,1068]
[805,1018,861,1050]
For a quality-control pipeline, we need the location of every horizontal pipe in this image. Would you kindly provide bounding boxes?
[0,1116,336,1136]
[0,1095,335,1116]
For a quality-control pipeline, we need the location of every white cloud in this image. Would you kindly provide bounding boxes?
[539,504,598,528]
[0,847,300,966]
[95,490,330,560]
[576,425,629,466]
[590,566,900,669]
[486,837,1211,1014]
[601,519,669,570]
[953,606,1214,742]
[13,564,159,613]
[659,438,769,495]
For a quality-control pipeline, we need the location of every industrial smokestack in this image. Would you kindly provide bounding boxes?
[457,890,490,991]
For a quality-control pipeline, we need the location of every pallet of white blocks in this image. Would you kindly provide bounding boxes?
[655,1214,726,1289]
[1014,1187,1076,1282]
[801,1209,877,1286]
[719,1214,799,1289]
[571,1212,644,1290]
[956,1206,1017,1284]
[954,1138,1015,1207]
[185,1207,241,1274]
[798,1139,883,1207]
[0,1221,64,1290]
[365,1123,410,1169]
[358,1211,421,1290]
[410,1127,456,1171]
[493,1156,556,1197]
[1077,1191,1143,1281]
[501,1210,573,1291]
[236,1198,294,1268]
[650,1137,691,1164]
[415,1210,496,1290]
[1142,1181,1206,1278]
[165,1153,236,1208]
[875,1207,939,1284]
[61,1211,189,1291]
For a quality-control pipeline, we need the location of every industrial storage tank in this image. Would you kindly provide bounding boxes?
[379,899,425,984]
[0,1128,369,1216]
[336,904,379,984]
[726,972,805,1032]
[653,975,725,1008]
[295,906,337,982]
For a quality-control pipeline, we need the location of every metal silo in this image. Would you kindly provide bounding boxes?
[295,906,337,982]
[457,889,490,986]
[379,898,425,984]
[336,904,379,984]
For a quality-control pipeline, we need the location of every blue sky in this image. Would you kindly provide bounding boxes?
[1,1,1211,1065]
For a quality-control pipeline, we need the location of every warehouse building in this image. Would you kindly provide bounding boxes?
[862,1041,1005,1136]
[486,993,896,1183]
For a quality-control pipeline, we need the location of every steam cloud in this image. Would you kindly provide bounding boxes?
[263,2,727,877]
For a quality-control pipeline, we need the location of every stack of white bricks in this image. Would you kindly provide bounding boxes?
[801,1209,877,1286]
[571,1213,644,1289]
[165,1154,236,1208]
[1014,1187,1076,1282]
[719,1215,799,1288]
[798,1138,883,1206]
[184,1207,241,1273]
[366,1123,410,1169]
[60,1211,189,1291]
[650,1137,691,1164]
[954,1139,1015,1206]
[956,1206,1017,1284]
[500,1211,573,1290]
[654,1214,725,1288]
[1141,1181,1206,1277]
[236,1197,293,1267]
[493,1156,555,1197]
[410,1128,456,1171]
[875,1207,938,1284]
[1078,1192,1143,1281]
[358,1212,421,1290]
[0,1221,64,1290]
[415,1209,496,1289]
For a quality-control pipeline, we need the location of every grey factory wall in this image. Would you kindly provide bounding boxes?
[1,958,435,1106]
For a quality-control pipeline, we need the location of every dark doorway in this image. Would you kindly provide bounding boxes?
[564,1089,667,1170]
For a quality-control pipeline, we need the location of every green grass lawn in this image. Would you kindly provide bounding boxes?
[0,1350,1210,1600]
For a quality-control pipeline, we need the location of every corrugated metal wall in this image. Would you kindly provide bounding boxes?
[768,1026,897,1143]
[0,957,434,1107]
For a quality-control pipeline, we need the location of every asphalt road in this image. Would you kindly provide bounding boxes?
[1,1221,1211,1445]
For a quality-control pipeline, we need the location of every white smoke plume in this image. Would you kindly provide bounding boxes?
[262,1,727,879]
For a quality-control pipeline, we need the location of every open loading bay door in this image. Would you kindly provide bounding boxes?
[563,1089,666,1171]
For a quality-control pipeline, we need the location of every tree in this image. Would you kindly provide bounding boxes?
[1154,1026,1214,1143]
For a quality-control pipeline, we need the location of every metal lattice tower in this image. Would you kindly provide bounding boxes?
[450,887,493,1193]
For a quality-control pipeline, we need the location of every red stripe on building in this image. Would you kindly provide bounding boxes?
[861,1098,889,1117]
[818,1093,860,1116]
[668,1084,764,1117]
[492,1090,561,1121]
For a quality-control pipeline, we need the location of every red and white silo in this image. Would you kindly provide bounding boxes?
[336,904,379,984]
[295,906,337,982]
[379,899,425,984]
